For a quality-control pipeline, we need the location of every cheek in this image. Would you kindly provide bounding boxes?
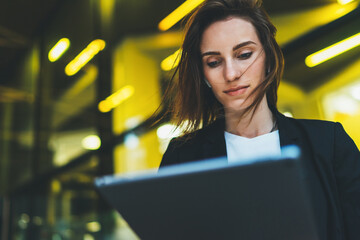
[208,84,223,101]
[204,68,223,86]
[203,69,211,83]
[248,62,266,82]
[203,67,213,79]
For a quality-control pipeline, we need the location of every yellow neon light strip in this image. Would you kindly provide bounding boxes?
[48,38,70,62]
[98,85,135,113]
[65,39,106,76]
[305,32,360,67]
[337,0,355,5]
[158,0,205,31]
[161,49,182,71]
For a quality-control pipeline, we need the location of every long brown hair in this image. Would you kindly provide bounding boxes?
[162,0,284,135]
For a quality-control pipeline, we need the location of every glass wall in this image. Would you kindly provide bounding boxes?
[0,44,39,194]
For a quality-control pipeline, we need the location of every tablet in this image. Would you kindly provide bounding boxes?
[95,145,318,240]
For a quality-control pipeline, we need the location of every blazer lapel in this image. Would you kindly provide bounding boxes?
[202,118,227,160]
[273,108,300,149]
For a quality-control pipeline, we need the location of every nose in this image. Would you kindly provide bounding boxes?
[224,60,241,82]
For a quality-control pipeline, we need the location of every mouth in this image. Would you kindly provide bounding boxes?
[223,85,249,96]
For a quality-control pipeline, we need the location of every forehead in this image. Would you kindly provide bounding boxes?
[200,17,260,51]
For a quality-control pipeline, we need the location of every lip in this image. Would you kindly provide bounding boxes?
[223,85,249,96]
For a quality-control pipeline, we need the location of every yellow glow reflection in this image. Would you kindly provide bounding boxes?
[337,0,355,5]
[161,49,182,71]
[350,85,360,100]
[305,32,360,67]
[98,85,135,113]
[48,38,70,62]
[51,180,61,193]
[86,221,101,232]
[158,0,205,31]
[283,112,294,118]
[65,39,106,76]
[100,0,115,25]
[157,123,181,139]
[82,135,101,150]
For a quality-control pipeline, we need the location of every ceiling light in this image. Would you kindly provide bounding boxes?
[98,85,135,113]
[158,0,204,31]
[161,49,181,71]
[48,38,70,62]
[65,39,106,76]
[305,32,360,67]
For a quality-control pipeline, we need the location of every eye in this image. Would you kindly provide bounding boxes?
[207,60,221,68]
[237,52,253,59]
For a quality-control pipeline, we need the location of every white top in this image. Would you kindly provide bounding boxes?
[224,130,281,163]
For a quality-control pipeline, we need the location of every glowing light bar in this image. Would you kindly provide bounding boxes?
[158,0,205,31]
[48,38,70,62]
[65,39,106,76]
[98,85,135,113]
[305,32,360,67]
[337,0,355,5]
[161,49,182,71]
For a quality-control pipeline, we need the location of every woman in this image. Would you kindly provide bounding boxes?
[159,0,360,239]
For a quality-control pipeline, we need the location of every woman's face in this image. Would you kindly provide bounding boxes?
[200,17,266,113]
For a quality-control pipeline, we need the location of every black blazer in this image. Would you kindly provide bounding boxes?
[161,110,360,240]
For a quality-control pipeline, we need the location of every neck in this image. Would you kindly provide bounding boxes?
[225,97,276,138]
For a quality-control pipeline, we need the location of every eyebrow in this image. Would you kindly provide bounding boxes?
[201,41,257,57]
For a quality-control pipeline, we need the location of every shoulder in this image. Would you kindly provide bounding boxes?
[273,106,336,136]
[282,116,358,156]
[173,121,221,143]
[170,118,224,146]
[290,118,352,142]
[283,116,338,136]
[287,116,335,128]
[164,120,220,153]
[160,119,225,167]
[276,113,344,152]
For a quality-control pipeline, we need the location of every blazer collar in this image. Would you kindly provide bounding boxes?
[271,107,300,148]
